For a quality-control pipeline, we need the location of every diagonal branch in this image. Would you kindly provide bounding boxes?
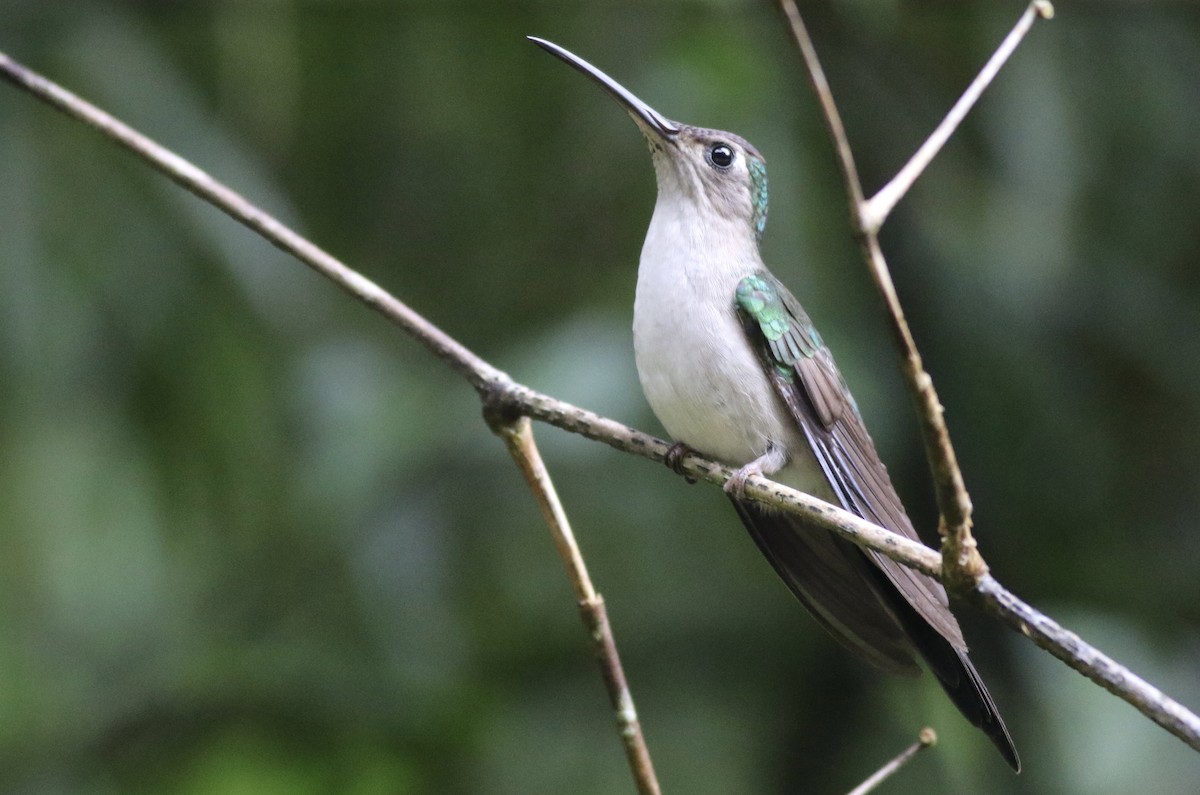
[864,1,1055,232]
[974,576,1200,753]
[0,50,503,395]
[485,410,660,794]
[497,381,944,576]
[3,32,1199,762]
[846,728,937,795]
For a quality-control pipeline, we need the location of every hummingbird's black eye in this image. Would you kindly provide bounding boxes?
[707,143,735,169]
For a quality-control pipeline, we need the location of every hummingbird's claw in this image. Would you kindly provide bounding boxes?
[723,463,759,499]
[724,445,785,499]
[664,442,697,483]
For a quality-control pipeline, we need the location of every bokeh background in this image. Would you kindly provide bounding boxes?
[1,1,1199,793]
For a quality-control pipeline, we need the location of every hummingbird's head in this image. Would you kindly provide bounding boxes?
[529,37,769,242]
[646,125,768,242]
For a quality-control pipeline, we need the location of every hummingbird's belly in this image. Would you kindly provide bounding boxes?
[631,203,828,496]
[633,294,820,490]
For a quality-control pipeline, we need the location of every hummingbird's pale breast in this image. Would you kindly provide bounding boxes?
[632,188,829,497]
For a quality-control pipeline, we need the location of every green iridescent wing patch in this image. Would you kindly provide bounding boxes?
[734,270,965,655]
[734,272,850,428]
[735,273,821,381]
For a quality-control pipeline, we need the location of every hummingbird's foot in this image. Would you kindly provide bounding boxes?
[723,444,788,500]
[664,442,697,483]
[723,465,758,498]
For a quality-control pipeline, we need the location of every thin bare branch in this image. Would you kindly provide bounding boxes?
[493,381,943,576]
[864,1,1056,231]
[846,728,937,795]
[975,576,1200,753]
[485,413,597,604]
[861,234,985,589]
[776,0,866,215]
[3,37,1198,761]
[0,50,503,394]
[777,0,977,583]
[487,415,660,794]
[778,1,1051,588]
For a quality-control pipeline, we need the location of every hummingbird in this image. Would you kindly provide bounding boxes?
[528,37,1019,771]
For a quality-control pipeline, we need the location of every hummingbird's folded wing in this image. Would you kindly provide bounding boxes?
[733,272,964,650]
[733,272,1019,772]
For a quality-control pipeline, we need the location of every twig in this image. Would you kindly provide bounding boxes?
[846,728,937,795]
[497,381,943,578]
[0,50,503,395]
[776,0,866,212]
[485,412,660,794]
[975,576,1200,753]
[864,1,1056,232]
[777,0,1054,589]
[3,33,1199,760]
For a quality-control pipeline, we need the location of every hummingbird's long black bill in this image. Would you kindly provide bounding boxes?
[528,36,679,140]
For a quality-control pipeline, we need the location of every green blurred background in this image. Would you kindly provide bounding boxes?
[1,1,1199,793]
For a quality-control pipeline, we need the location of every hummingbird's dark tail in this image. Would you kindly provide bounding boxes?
[731,498,1020,772]
[881,575,1021,772]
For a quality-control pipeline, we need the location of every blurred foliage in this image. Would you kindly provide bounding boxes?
[1,1,1199,793]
